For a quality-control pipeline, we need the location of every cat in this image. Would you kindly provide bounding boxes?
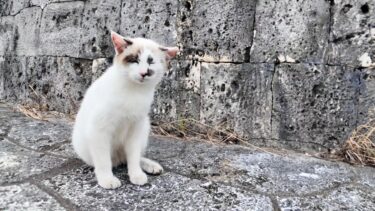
[72,31,179,189]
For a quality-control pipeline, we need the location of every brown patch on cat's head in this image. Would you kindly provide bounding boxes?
[116,43,142,65]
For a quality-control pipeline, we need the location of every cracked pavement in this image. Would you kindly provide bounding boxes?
[0,102,374,210]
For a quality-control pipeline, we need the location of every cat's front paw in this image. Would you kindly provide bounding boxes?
[98,176,122,189]
[129,172,148,185]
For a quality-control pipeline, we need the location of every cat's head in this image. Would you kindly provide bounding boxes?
[110,31,179,86]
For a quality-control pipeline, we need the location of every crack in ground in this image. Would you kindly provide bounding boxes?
[31,181,80,211]
[5,136,72,159]
[0,158,83,187]
[270,196,281,211]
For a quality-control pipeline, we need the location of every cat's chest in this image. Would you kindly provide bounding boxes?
[108,93,152,118]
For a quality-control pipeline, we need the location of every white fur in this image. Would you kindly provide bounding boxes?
[72,35,173,189]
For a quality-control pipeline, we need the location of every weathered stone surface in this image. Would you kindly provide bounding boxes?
[30,0,80,9]
[250,0,330,63]
[0,139,65,184]
[14,7,42,56]
[0,56,28,102]
[39,2,84,57]
[1,56,92,114]
[200,63,273,139]
[43,167,273,210]
[120,0,178,46]
[0,16,16,55]
[331,0,375,37]
[0,183,64,210]
[272,64,360,151]
[7,118,74,158]
[152,60,200,122]
[328,0,375,65]
[1,0,375,151]
[151,60,179,122]
[177,0,256,62]
[329,0,375,66]
[358,68,375,122]
[149,138,359,198]
[0,104,374,210]
[79,0,121,59]
[225,152,356,196]
[278,185,375,210]
[0,0,29,16]
[24,56,92,114]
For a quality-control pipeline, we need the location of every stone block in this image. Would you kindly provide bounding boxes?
[120,0,178,46]
[278,185,375,210]
[42,166,273,210]
[79,0,121,59]
[39,2,84,57]
[14,7,42,56]
[200,62,274,139]
[177,0,256,62]
[272,64,361,150]
[0,0,29,16]
[0,183,64,210]
[151,60,179,123]
[331,0,375,39]
[328,0,375,66]
[151,60,200,123]
[250,0,330,63]
[1,56,28,102]
[358,68,375,122]
[0,16,16,56]
[24,56,92,114]
[7,118,75,158]
[0,139,65,184]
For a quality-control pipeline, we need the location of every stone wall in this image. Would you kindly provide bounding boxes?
[0,0,374,151]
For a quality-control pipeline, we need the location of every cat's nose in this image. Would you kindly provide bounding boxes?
[140,69,154,78]
[140,72,147,78]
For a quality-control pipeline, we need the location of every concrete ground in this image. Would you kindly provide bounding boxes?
[0,103,374,211]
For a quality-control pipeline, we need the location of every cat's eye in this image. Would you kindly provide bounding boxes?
[124,55,139,63]
[147,56,154,65]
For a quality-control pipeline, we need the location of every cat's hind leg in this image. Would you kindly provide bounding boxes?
[141,157,163,175]
[89,132,121,189]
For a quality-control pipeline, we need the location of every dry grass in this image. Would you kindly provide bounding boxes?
[16,104,75,122]
[152,118,281,156]
[14,85,76,122]
[338,119,375,167]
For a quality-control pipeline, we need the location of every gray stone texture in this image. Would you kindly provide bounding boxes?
[250,0,330,63]
[177,0,256,62]
[0,103,374,210]
[200,63,273,139]
[0,183,64,211]
[272,64,361,150]
[120,0,178,47]
[1,0,375,151]
[328,0,375,65]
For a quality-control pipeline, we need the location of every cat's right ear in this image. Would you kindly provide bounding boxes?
[111,31,132,55]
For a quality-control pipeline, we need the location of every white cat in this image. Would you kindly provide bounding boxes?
[72,31,179,189]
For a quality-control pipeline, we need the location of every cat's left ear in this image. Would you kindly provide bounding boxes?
[111,31,132,54]
[159,46,179,59]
